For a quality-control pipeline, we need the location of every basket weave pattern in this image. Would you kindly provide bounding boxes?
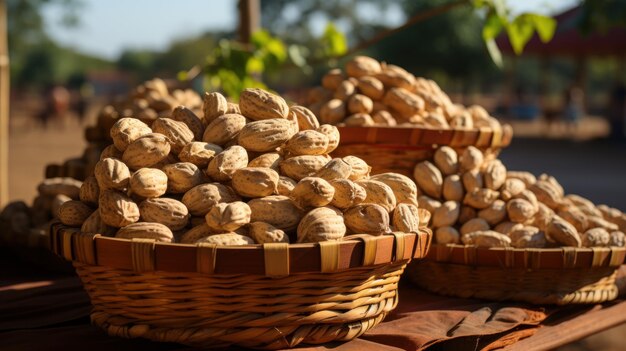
[408,244,625,305]
[332,126,513,176]
[411,262,618,305]
[79,261,405,349]
[51,224,431,349]
[332,144,502,176]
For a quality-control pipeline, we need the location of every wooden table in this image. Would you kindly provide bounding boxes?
[2,250,626,351]
[505,299,626,350]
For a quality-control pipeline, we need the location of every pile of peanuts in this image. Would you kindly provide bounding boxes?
[95,78,203,131]
[0,79,201,248]
[418,146,626,248]
[57,88,426,245]
[45,78,202,181]
[0,177,85,246]
[82,78,203,179]
[306,55,502,131]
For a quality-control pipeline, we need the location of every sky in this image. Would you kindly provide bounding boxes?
[43,0,239,59]
[42,0,579,61]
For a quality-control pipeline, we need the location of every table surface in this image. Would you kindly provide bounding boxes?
[2,251,626,351]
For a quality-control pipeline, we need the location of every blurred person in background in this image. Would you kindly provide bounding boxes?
[608,82,626,140]
[38,84,70,128]
[67,73,93,124]
[563,85,584,134]
[510,86,540,121]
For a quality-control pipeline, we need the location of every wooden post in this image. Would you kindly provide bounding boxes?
[238,0,260,44]
[0,0,9,207]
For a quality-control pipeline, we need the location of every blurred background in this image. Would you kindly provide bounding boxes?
[5,0,626,199]
[2,0,626,349]
[6,0,626,205]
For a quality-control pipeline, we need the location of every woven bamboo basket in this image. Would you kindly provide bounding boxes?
[50,223,432,349]
[407,244,626,305]
[332,125,513,176]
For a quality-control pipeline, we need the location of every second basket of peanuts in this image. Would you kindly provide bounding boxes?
[307,55,626,305]
[407,144,626,305]
[50,85,431,349]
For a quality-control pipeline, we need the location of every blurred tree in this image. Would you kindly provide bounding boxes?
[117,49,157,82]
[7,0,80,53]
[260,0,555,93]
[579,0,626,33]
[66,70,86,90]
[153,33,217,76]
[8,0,80,85]
[259,0,392,88]
[260,0,493,86]
[15,40,57,88]
[7,0,114,90]
[201,25,347,100]
[261,0,395,44]
[13,38,112,89]
[117,32,221,83]
[374,1,491,82]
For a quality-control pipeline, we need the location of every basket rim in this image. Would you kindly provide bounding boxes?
[337,124,513,149]
[425,243,626,269]
[50,223,432,276]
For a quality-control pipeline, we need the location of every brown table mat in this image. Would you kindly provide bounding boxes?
[0,274,547,351]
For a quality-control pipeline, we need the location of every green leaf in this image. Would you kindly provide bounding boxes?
[251,30,287,64]
[288,45,308,67]
[251,30,273,48]
[245,56,265,74]
[177,70,188,81]
[226,46,254,76]
[491,0,507,18]
[527,14,557,42]
[506,15,535,55]
[321,22,347,57]
[218,39,232,57]
[471,0,485,9]
[482,12,504,41]
[217,69,242,100]
[265,38,287,62]
[485,38,503,68]
[203,75,219,92]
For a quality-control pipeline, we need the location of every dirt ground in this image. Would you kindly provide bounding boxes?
[8,114,88,204]
[5,112,626,348]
